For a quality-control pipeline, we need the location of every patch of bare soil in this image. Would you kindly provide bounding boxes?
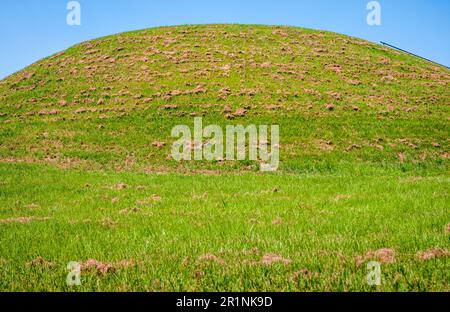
[26,257,56,268]
[416,248,449,261]
[152,141,166,148]
[100,217,118,228]
[80,259,135,275]
[356,248,395,267]
[325,104,335,111]
[224,107,248,119]
[272,217,283,225]
[0,216,51,224]
[315,139,334,152]
[115,183,127,190]
[197,253,225,265]
[261,253,292,266]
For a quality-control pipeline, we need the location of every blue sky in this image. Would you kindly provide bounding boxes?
[0,0,449,79]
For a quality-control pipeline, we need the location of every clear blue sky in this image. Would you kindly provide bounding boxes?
[1,0,449,79]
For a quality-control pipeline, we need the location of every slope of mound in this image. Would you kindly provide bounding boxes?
[0,24,449,173]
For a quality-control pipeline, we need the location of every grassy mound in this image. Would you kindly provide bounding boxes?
[0,25,449,291]
[0,24,448,174]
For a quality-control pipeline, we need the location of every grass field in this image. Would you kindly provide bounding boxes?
[0,25,449,291]
[0,163,448,291]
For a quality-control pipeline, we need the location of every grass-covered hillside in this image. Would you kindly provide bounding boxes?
[0,25,448,291]
[0,24,448,173]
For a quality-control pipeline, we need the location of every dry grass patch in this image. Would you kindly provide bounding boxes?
[416,248,449,261]
[356,248,396,267]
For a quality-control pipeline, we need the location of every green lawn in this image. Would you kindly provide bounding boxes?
[0,163,448,291]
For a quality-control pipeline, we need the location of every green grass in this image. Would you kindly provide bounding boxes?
[0,24,449,291]
[0,163,448,291]
[0,25,448,173]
